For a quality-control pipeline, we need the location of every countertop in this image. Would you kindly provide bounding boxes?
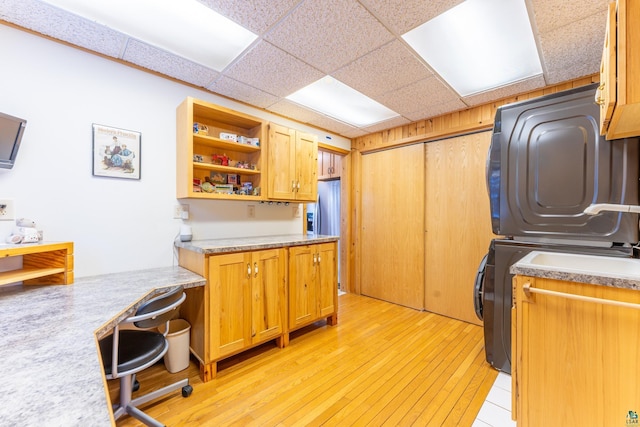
[510,251,640,290]
[175,233,339,254]
[0,266,206,426]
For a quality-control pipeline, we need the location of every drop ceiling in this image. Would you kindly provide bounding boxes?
[0,0,609,139]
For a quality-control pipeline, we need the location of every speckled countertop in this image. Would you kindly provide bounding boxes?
[0,266,205,427]
[510,251,640,290]
[175,233,339,254]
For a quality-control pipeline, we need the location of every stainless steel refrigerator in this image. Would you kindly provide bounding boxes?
[307,180,341,286]
[475,83,640,373]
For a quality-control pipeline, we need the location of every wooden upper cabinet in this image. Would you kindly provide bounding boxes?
[318,150,342,180]
[267,123,318,201]
[598,0,640,139]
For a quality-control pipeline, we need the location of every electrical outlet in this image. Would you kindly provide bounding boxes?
[293,205,301,218]
[0,199,15,221]
[172,204,190,219]
[247,205,255,218]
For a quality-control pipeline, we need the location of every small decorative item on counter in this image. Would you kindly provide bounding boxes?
[219,132,237,142]
[234,161,257,170]
[227,174,240,185]
[193,122,209,135]
[201,181,214,192]
[211,154,229,166]
[5,218,41,244]
[214,184,234,194]
[209,172,227,184]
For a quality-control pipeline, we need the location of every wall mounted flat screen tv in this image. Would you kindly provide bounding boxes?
[0,111,27,169]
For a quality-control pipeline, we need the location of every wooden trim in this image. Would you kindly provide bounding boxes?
[318,142,350,155]
[352,75,599,154]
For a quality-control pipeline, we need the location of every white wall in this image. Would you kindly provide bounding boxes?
[0,24,350,277]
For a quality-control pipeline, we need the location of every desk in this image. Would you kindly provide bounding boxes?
[0,266,205,426]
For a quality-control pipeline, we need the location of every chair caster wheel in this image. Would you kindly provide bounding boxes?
[133,379,140,392]
[182,385,193,397]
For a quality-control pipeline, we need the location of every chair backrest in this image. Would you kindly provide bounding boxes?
[129,285,185,329]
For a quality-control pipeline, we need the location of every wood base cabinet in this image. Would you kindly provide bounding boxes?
[179,248,286,381]
[512,275,640,426]
[288,243,338,333]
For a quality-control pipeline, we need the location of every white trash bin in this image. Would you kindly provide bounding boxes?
[158,319,191,373]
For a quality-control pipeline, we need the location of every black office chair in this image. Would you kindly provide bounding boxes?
[99,285,193,427]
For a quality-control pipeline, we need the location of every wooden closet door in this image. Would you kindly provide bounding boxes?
[360,144,425,310]
[424,132,495,325]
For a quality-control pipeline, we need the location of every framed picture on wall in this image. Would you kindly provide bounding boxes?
[92,123,141,180]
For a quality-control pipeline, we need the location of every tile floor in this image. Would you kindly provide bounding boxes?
[473,372,516,427]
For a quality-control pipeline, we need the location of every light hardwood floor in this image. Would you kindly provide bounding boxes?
[108,293,498,426]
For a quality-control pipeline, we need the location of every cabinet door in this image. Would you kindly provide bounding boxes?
[294,131,318,201]
[268,123,297,200]
[251,248,286,344]
[318,151,333,180]
[316,243,337,318]
[598,1,617,135]
[330,153,341,178]
[514,276,640,426]
[209,253,251,359]
[288,245,317,329]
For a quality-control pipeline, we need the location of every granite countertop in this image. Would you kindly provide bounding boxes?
[0,266,206,426]
[510,251,640,290]
[175,233,339,254]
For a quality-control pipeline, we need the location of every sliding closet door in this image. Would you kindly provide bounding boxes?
[360,144,425,310]
[424,131,495,325]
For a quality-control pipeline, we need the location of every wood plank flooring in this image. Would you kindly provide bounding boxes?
[108,293,498,426]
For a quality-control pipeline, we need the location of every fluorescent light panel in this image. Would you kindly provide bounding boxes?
[41,0,257,71]
[402,0,542,97]
[287,76,399,127]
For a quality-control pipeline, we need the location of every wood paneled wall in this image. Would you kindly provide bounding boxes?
[352,75,599,154]
[348,75,599,322]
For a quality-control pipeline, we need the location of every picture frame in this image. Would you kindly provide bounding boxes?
[92,123,141,180]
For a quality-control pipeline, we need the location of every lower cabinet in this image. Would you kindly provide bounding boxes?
[512,275,640,426]
[209,249,286,360]
[179,241,338,382]
[288,243,338,331]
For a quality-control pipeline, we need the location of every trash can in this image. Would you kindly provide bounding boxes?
[158,319,191,373]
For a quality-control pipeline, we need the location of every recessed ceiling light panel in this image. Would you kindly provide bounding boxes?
[287,76,399,127]
[41,0,257,71]
[402,0,542,97]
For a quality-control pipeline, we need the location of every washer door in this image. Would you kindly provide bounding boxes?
[474,253,487,321]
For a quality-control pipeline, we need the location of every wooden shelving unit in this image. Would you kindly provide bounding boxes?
[0,242,74,286]
[176,97,268,201]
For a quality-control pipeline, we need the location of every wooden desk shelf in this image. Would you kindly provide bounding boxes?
[0,242,74,286]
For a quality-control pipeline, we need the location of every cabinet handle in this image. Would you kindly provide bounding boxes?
[523,282,640,310]
[317,255,321,264]
[292,181,296,191]
[313,254,317,265]
[254,262,258,278]
[297,181,301,190]
[247,263,251,278]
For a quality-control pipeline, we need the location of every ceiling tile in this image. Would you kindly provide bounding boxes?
[462,75,546,106]
[360,0,464,34]
[267,99,330,124]
[376,76,461,116]
[402,99,468,122]
[341,128,369,138]
[123,40,219,87]
[307,115,361,135]
[359,116,411,134]
[208,77,280,109]
[224,41,324,97]
[529,0,609,33]
[264,0,395,73]
[0,0,127,58]
[332,40,433,97]
[537,11,605,84]
[196,0,302,34]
